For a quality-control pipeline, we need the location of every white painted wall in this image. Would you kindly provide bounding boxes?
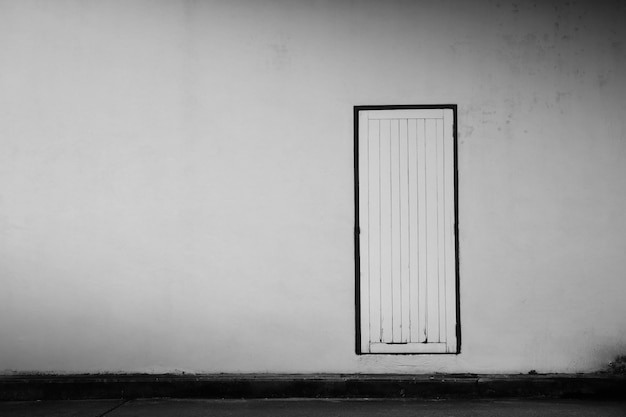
[1,0,625,374]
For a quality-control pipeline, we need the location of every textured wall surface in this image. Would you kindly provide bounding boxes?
[1,0,625,374]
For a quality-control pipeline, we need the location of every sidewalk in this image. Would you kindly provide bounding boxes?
[1,398,626,417]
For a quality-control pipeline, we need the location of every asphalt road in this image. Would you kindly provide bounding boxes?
[0,398,625,417]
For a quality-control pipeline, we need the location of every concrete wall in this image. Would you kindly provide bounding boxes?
[1,0,625,374]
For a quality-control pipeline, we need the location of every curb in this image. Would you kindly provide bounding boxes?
[1,374,625,401]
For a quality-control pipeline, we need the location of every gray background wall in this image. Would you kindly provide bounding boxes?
[1,0,625,374]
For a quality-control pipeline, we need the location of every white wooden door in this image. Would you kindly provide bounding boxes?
[357,106,458,354]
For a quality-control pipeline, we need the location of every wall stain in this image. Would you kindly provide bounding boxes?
[555,91,572,103]
[267,33,292,71]
[597,73,609,88]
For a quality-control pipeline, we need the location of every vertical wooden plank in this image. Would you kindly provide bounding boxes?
[379,119,393,343]
[399,119,411,343]
[358,111,370,353]
[437,118,446,343]
[368,118,381,344]
[408,119,420,343]
[425,118,440,343]
[390,120,402,343]
[416,119,428,343]
[443,109,458,351]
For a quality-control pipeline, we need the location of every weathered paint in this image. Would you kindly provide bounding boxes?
[0,0,625,374]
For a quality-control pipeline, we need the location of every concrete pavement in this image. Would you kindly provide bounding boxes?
[1,399,625,417]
